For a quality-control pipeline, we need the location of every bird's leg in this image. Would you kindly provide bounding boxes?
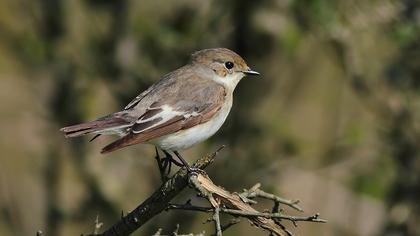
[154,147,170,182]
[173,151,190,169]
[157,148,204,178]
[163,150,184,167]
[162,151,173,176]
[155,148,189,181]
[173,151,205,175]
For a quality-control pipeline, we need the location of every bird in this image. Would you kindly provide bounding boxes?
[60,48,259,171]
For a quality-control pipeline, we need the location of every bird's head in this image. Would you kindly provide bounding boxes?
[191,48,259,90]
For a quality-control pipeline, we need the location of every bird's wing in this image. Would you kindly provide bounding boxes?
[124,84,157,110]
[101,78,226,154]
[123,66,188,110]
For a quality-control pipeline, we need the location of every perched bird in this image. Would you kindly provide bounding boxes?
[60,48,259,170]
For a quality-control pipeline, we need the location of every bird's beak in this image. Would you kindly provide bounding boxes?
[242,68,260,76]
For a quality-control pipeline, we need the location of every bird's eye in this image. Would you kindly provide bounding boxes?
[225,61,234,70]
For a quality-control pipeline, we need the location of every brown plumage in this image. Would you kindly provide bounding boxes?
[60,113,131,138]
[60,48,258,155]
[100,97,224,154]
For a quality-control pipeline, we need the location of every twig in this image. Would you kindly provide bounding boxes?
[221,210,326,224]
[272,222,294,236]
[213,218,241,236]
[85,145,326,236]
[167,203,212,212]
[166,204,326,224]
[189,173,223,236]
[213,207,222,236]
[87,146,225,236]
[93,214,103,235]
[239,183,303,212]
[169,174,326,236]
[171,224,180,236]
[152,224,206,236]
[153,228,163,236]
[270,202,293,236]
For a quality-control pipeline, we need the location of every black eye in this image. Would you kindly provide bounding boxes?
[225,61,234,69]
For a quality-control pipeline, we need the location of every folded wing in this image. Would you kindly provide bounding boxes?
[101,81,226,154]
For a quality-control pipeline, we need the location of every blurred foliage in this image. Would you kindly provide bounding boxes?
[0,0,419,235]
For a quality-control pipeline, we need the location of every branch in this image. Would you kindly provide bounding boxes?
[167,204,325,224]
[212,206,222,236]
[239,183,303,212]
[86,145,326,236]
[88,146,225,236]
[183,173,326,236]
[213,218,241,236]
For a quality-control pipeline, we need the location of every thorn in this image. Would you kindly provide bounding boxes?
[215,145,225,154]
[93,214,103,235]
[173,224,180,234]
[153,228,163,236]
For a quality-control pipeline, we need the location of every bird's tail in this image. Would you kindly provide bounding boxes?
[60,114,131,138]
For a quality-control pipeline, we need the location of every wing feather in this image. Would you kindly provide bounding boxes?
[101,98,224,154]
[101,72,227,154]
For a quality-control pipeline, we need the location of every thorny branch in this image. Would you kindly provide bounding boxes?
[168,173,326,236]
[85,146,326,236]
[86,146,225,236]
[167,204,325,224]
[239,183,303,212]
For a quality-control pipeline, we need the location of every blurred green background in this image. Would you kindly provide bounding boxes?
[1,0,419,235]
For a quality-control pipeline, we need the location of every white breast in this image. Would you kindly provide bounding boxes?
[150,96,233,151]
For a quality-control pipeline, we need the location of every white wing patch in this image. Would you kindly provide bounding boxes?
[133,105,192,134]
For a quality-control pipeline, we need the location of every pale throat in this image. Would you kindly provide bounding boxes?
[212,72,245,92]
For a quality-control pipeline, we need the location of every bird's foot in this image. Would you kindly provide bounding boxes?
[155,149,208,181]
[172,151,207,175]
[162,150,184,167]
[186,167,207,176]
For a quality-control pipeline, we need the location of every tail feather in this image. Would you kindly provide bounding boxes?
[100,135,134,154]
[100,132,151,154]
[60,117,130,138]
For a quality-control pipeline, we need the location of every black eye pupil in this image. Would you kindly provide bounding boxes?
[225,61,234,69]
